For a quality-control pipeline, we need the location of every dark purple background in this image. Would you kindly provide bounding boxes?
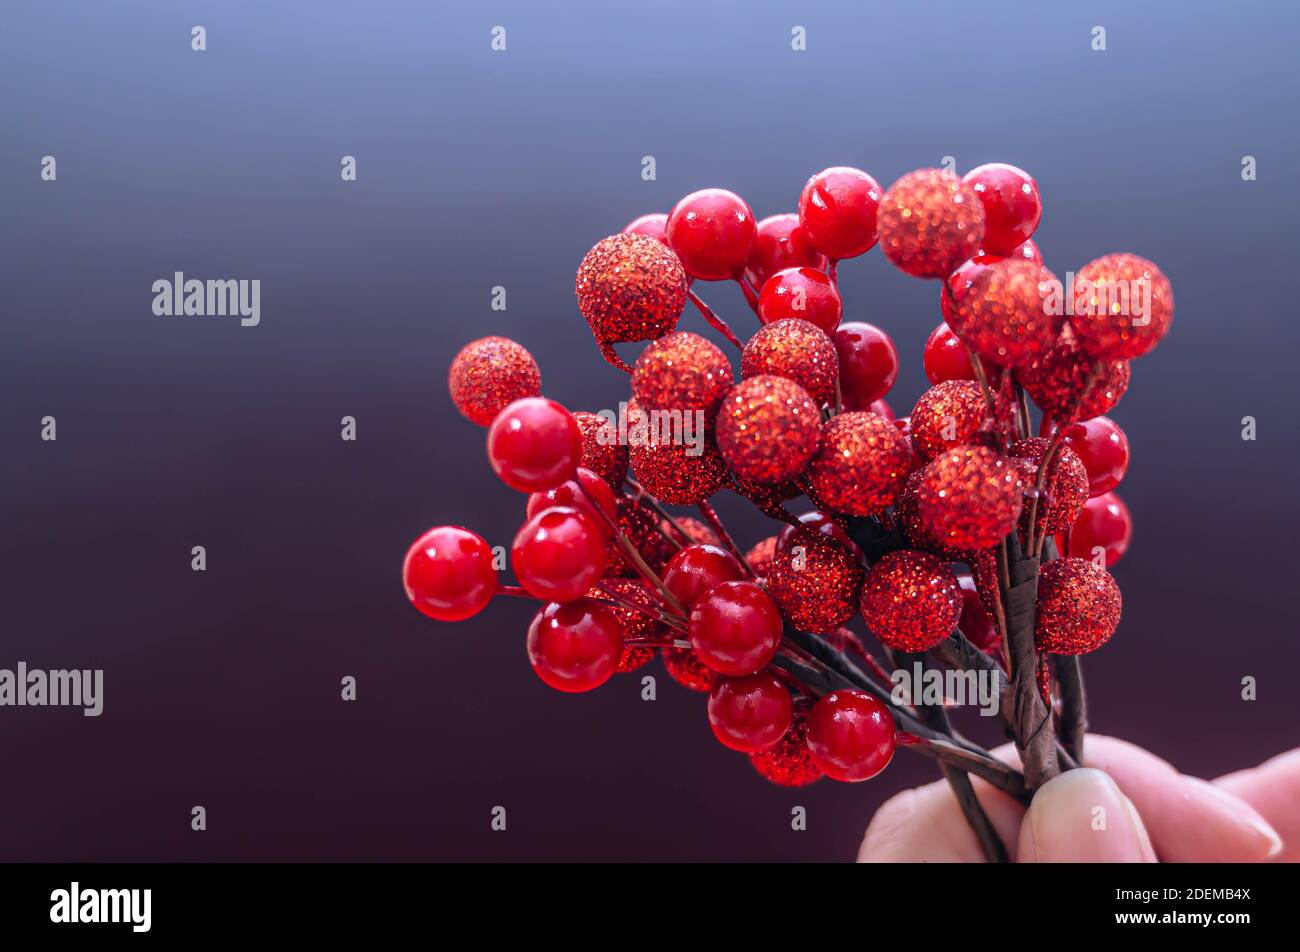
[2,1,1297,861]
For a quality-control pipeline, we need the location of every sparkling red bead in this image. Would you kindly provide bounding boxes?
[632,331,733,414]
[947,259,1063,368]
[1070,253,1174,360]
[749,703,823,787]
[908,380,988,461]
[1035,557,1122,655]
[1009,437,1090,537]
[741,318,839,406]
[878,169,985,279]
[806,411,912,516]
[448,336,542,427]
[766,527,864,635]
[715,375,822,484]
[576,233,688,356]
[1016,336,1130,424]
[860,550,962,652]
[915,446,1024,552]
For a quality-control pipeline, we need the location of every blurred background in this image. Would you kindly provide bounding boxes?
[1,0,1297,861]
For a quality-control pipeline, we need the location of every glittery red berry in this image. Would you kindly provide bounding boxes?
[663,543,746,610]
[805,690,896,782]
[527,598,624,692]
[860,550,962,652]
[744,536,780,580]
[766,527,864,635]
[1035,557,1121,655]
[895,470,968,560]
[402,525,499,622]
[662,646,719,692]
[1009,438,1090,537]
[744,213,829,293]
[776,510,858,553]
[487,397,582,493]
[749,703,823,787]
[948,258,1063,368]
[623,212,669,243]
[962,163,1042,256]
[741,318,839,406]
[758,266,843,335]
[715,375,821,484]
[1062,416,1130,497]
[689,580,783,676]
[1060,491,1132,567]
[797,166,883,260]
[916,447,1024,551]
[576,233,688,368]
[448,336,542,427]
[807,411,912,516]
[908,380,988,461]
[707,672,794,752]
[1070,253,1173,360]
[878,169,985,279]
[923,321,978,385]
[666,188,757,281]
[628,408,729,505]
[607,496,676,576]
[833,322,899,408]
[512,506,608,603]
[632,331,733,413]
[1016,336,1129,423]
[573,410,628,488]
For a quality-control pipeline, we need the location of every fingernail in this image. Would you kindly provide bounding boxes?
[1182,776,1284,859]
[1021,767,1156,862]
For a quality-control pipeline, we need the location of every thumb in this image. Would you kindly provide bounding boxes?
[1017,767,1157,862]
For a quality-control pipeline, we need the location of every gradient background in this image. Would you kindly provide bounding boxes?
[2,0,1297,862]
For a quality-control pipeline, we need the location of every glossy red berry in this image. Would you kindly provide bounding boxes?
[402,525,499,622]
[525,467,617,533]
[955,571,1000,653]
[797,166,882,260]
[663,543,747,610]
[487,397,582,492]
[1060,491,1132,567]
[666,188,757,281]
[623,212,669,243]
[744,213,829,291]
[688,580,783,676]
[512,506,608,603]
[1063,416,1130,497]
[962,163,1042,256]
[805,690,896,782]
[833,322,899,408]
[758,266,843,335]
[707,673,794,752]
[923,321,977,384]
[526,598,624,692]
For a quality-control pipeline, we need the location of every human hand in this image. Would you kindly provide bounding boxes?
[858,735,1296,862]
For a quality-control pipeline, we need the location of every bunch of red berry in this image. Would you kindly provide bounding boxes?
[403,163,1171,852]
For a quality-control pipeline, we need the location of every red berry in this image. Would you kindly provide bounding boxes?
[797,166,883,260]
[878,169,985,279]
[758,266,843,335]
[688,580,783,676]
[526,598,624,692]
[662,646,719,692]
[707,673,794,752]
[744,213,829,291]
[869,398,895,422]
[1071,253,1174,360]
[575,234,687,365]
[402,525,499,622]
[572,410,628,489]
[623,212,669,243]
[1060,491,1132,567]
[833,322,899,408]
[962,163,1042,256]
[949,259,1063,368]
[807,411,912,516]
[805,690,896,782]
[525,467,617,532]
[487,397,582,492]
[448,336,542,427]
[632,331,733,414]
[767,527,864,634]
[955,571,1000,653]
[512,506,608,603]
[908,380,988,461]
[715,375,822,484]
[741,318,839,406]
[750,703,823,787]
[1035,558,1121,655]
[860,550,962,652]
[663,543,746,610]
[1063,416,1130,496]
[666,188,757,281]
[923,321,977,384]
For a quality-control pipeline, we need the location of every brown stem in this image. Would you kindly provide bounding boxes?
[900,650,1008,863]
[1002,532,1059,790]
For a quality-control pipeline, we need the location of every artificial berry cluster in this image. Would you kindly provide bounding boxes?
[404,163,1171,835]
